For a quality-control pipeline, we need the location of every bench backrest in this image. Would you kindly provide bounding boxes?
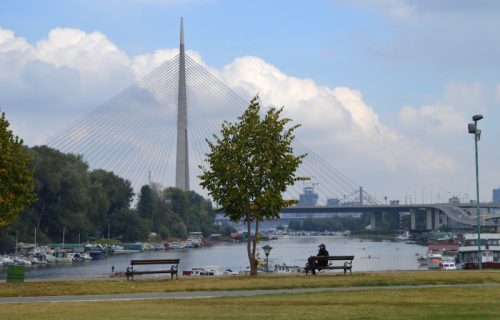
[315,256,354,261]
[131,259,180,265]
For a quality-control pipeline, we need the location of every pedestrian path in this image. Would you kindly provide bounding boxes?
[1,283,499,304]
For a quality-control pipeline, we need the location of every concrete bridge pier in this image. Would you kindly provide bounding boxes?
[434,209,441,229]
[426,208,433,230]
[434,210,447,230]
[410,209,416,230]
[370,213,383,231]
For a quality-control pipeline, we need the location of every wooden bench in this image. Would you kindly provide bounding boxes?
[126,259,179,280]
[305,255,354,275]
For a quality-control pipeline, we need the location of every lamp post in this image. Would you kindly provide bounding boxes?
[262,245,273,273]
[468,114,483,270]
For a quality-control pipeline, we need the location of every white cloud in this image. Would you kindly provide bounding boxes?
[397,81,487,137]
[399,104,465,136]
[217,56,456,173]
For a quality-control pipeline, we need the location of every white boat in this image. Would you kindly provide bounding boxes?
[274,264,302,274]
[427,252,442,269]
[13,256,32,266]
[53,251,73,263]
[81,252,92,260]
[1,256,14,266]
[395,230,410,241]
[182,266,224,276]
[29,255,48,265]
[169,242,185,249]
[67,252,84,263]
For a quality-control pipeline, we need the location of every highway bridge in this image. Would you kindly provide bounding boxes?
[216,203,500,231]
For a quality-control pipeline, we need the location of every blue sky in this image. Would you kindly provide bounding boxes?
[1,0,499,201]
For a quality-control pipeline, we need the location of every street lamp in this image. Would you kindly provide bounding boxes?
[468,114,483,270]
[262,245,273,273]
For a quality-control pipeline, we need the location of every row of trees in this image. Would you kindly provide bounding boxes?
[1,143,220,252]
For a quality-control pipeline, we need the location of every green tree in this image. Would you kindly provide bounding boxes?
[90,169,133,239]
[0,112,36,226]
[26,146,92,242]
[110,208,148,242]
[199,96,306,275]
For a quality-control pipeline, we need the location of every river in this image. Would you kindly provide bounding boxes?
[1,236,428,280]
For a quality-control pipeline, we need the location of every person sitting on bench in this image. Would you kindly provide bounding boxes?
[307,243,329,275]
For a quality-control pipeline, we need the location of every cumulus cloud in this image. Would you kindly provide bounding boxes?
[216,55,456,173]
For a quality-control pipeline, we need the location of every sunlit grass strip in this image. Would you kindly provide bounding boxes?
[1,271,500,298]
[3,286,500,320]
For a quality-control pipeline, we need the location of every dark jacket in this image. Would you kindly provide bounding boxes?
[317,248,329,267]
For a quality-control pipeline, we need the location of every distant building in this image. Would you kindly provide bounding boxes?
[493,188,500,204]
[449,196,460,205]
[327,198,340,206]
[298,186,318,207]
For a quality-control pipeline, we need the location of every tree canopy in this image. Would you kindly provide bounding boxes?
[0,112,36,227]
[199,96,306,275]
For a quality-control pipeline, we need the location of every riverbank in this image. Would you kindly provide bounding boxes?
[2,270,500,298]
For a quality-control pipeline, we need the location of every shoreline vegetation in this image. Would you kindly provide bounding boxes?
[1,271,500,298]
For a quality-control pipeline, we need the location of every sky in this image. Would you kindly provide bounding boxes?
[1,0,499,203]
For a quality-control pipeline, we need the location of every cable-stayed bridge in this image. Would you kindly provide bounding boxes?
[47,19,377,207]
[46,19,500,231]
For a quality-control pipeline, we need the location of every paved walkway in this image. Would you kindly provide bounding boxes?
[1,283,500,304]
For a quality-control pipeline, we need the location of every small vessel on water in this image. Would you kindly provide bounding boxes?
[168,242,185,250]
[67,252,85,263]
[182,266,224,276]
[274,264,302,274]
[427,252,443,269]
[395,230,410,241]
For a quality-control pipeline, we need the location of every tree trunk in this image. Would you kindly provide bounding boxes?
[246,218,260,276]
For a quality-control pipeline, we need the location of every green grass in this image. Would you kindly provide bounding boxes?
[1,270,500,297]
[3,286,500,319]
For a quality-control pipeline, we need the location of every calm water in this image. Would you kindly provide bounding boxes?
[1,236,427,280]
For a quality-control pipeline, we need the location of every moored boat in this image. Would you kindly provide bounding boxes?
[182,266,224,276]
[395,230,410,241]
[274,264,302,274]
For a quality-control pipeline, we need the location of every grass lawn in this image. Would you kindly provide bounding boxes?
[1,270,500,297]
[3,286,500,320]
